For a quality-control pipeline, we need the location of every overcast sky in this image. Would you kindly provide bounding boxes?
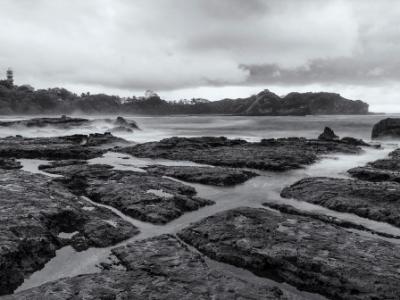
[0,0,399,112]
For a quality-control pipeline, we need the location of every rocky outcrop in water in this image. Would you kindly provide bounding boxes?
[0,115,139,132]
[178,207,400,300]
[43,164,214,224]
[0,170,139,295]
[145,165,258,186]
[6,234,305,300]
[0,133,127,160]
[281,176,400,228]
[120,136,364,172]
[318,127,338,141]
[371,118,400,139]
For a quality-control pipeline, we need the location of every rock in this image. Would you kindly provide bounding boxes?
[145,165,258,186]
[281,176,400,227]
[5,235,304,300]
[0,157,22,169]
[45,164,214,224]
[38,159,87,170]
[340,136,373,147]
[113,116,138,129]
[371,118,400,139]
[0,116,90,128]
[263,202,400,239]
[120,136,363,172]
[318,127,338,141]
[348,148,400,182]
[0,170,138,295]
[0,133,127,160]
[178,207,400,300]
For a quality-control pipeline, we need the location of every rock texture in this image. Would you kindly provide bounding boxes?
[0,170,138,295]
[45,164,214,224]
[318,127,338,141]
[0,158,22,169]
[120,136,363,172]
[145,165,258,186]
[0,133,127,160]
[371,118,400,139]
[348,148,400,182]
[178,207,400,300]
[5,235,304,300]
[281,176,400,228]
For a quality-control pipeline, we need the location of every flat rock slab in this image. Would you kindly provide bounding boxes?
[45,164,214,224]
[281,176,400,227]
[145,165,258,186]
[0,170,139,295]
[349,148,400,182]
[6,234,306,300]
[178,207,400,300]
[120,136,363,171]
[0,133,127,160]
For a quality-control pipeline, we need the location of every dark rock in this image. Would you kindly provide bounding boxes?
[6,235,303,300]
[263,202,400,239]
[281,176,400,227]
[0,116,90,128]
[371,118,400,139]
[178,207,400,300]
[318,127,338,141]
[38,159,87,170]
[145,165,258,186]
[340,136,373,147]
[0,157,22,169]
[0,170,138,295]
[45,164,214,224]
[0,133,127,160]
[120,136,363,172]
[348,148,400,182]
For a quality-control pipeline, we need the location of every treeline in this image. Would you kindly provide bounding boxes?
[0,81,369,115]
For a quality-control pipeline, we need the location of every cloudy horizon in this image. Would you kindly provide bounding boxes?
[1,0,399,112]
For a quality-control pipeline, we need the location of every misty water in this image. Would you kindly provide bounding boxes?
[6,114,400,295]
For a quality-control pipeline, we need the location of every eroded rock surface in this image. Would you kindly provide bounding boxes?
[120,136,363,171]
[145,165,258,186]
[178,207,400,300]
[0,158,22,169]
[6,235,305,300]
[0,170,138,295]
[281,176,400,227]
[372,118,400,139]
[0,133,127,160]
[44,164,214,224]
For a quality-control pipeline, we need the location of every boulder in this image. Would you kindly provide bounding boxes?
[318,127,338,141]
[371,118,400,139]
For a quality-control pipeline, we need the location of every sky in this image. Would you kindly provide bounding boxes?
[0,0,399,112]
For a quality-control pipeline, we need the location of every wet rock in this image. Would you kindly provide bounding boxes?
[0,170,138,295]
[348,148,400,182]
[46,164,214,224]
[318,127,338,141]
[340,136,373,147]
[178,207,400,300]
[281,176,400,228]
[263,202,400,239]
[0,133,127,160]
[145,165,258,186]
[0,157,22,169]
[38,159,88,170]
[5,235,303,300]
[371,118,400,139]
[0,116,90,128]
[120,136,363,172]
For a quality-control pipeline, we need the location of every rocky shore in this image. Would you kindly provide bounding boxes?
[1,118,400,299]
[120,135,365,171]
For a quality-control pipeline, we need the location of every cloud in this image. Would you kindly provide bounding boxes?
[0,0,399,111]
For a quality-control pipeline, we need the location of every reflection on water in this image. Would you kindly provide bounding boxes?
[16,142,400,292]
